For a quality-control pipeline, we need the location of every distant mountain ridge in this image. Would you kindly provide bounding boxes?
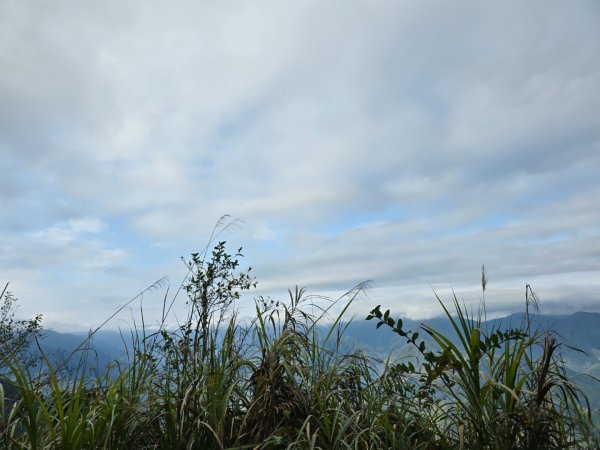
[37,310,600,356]
[340,311,600,361]
[38,311,600,373]
[28,311,600,407]
[27,329,128,373]
[339,310,600,410]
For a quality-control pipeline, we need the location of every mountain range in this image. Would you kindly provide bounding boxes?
[19,311,600,408]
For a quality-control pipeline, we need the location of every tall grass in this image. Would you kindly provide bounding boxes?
[1,243,598,449]
[367,282,598,449]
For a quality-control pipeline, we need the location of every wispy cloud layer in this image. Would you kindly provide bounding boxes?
[1,0,599,329]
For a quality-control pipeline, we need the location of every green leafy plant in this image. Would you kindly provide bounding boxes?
[0,283,42,375]
[367,275,596,449]
[182,240,256,363]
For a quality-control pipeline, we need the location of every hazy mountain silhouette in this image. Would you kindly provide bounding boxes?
[20,312,600,408]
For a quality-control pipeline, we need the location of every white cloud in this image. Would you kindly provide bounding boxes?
[1,0,599,328]
[81,249,129,271]
[27,218,106,247]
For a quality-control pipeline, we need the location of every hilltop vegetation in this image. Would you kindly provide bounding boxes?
[1,238,599,449]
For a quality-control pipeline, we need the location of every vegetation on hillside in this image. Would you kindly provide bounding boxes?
[1,227,598,449]
[0,283,42,377]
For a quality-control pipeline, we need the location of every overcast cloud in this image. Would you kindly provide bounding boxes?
[1,0,599,329]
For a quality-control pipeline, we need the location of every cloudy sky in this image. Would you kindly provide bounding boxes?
[1,0,599,330]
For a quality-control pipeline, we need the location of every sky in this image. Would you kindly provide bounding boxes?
[1,0,600,331]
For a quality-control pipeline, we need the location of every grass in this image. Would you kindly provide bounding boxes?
[0,243,598,449]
